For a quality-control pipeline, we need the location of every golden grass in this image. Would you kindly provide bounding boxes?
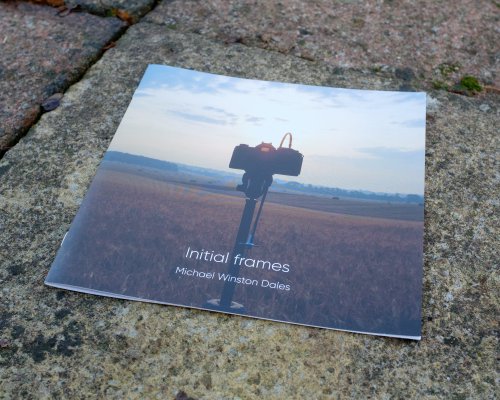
[50,166,424,336]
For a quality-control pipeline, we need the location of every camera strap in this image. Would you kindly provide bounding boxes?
[279,132,293,148]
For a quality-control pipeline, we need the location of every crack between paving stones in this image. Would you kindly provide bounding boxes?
[0,1,163,160]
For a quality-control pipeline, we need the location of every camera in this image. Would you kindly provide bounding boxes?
[229,142,303,176]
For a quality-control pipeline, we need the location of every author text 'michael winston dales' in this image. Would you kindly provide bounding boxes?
[174,267,290,291]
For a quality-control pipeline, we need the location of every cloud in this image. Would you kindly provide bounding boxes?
[133,92,153,98]
[203,106,238,119]
[393,119,426,128]
[357,147,425,160]
[245,115,264,125]
[138,64,242,95]
[169,110,227,125]
[391,118,425,129]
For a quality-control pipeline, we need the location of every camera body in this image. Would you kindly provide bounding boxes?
[229,142,303,176]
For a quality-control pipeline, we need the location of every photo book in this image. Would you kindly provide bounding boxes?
[46,64,426,340]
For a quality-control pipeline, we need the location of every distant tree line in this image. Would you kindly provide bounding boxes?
[277,181,424,204]
[103,151,423,204]
[104,151,178,172]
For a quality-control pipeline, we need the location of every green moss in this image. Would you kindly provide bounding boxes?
[432,80,449,90]
[438,63,460,78]
[459,76,483,92]
[449,75,483,96]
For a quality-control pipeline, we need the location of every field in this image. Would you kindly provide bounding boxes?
[48,161,424,337]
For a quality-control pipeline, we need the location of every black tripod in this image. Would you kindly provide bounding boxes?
[204,132,302,313]
[205,171,272,312]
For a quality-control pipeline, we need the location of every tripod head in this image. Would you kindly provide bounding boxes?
[236,172,273,199]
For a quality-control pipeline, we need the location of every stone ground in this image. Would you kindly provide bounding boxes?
[0,1,498,399]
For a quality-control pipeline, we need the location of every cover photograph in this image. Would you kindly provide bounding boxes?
[46,64,426,340]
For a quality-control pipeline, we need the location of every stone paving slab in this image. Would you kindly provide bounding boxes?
[147,0,499,87]
[0,1,125,155]
[0,21,498,399]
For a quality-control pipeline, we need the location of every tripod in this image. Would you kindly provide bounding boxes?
[205,171,272,312]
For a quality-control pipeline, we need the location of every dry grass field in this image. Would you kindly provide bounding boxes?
[48,161,424,337]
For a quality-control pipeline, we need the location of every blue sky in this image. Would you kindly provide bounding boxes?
[109,65,426,194]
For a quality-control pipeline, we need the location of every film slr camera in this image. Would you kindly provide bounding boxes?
[229,132,303,198]
[205,133,303,312]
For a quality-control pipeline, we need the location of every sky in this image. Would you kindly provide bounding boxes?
[108,64,426,194]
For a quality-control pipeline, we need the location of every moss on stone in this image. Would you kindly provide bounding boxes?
[432,80,449,90]
[438,63,460,78]
[459,75,482,92]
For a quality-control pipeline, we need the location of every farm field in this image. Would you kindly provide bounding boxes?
[104,159,424,221]
[48,160,424,337]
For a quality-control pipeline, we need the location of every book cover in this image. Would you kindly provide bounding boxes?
[46,64,426,340]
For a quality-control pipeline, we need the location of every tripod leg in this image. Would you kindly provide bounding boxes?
[219,197,257,308]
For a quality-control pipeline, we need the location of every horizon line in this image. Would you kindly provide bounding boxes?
[104,149,425,198]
